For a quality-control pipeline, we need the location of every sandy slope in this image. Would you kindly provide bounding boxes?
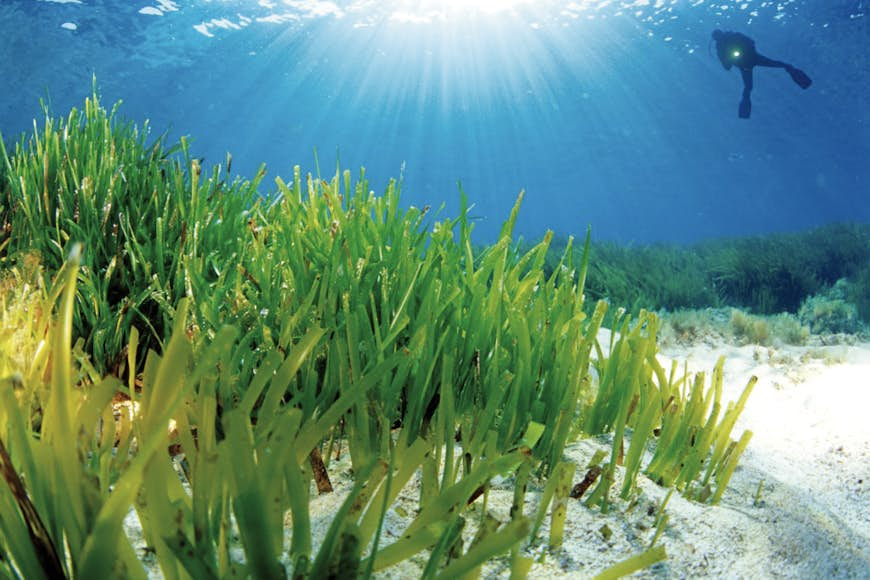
[524,338,870,578]
[633,338,870,578]
[131,338,870,578]
[305,338,870,578]
[387,338,868,578]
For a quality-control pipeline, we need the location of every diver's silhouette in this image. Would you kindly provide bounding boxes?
[711,29,812,119]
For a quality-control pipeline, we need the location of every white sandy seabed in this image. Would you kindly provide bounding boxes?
[130,336,870,578]
[309,336,870,579]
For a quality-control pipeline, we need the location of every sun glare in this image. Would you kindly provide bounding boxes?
[391,0,536,17]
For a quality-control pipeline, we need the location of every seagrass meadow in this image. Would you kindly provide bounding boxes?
[0,90,755,579]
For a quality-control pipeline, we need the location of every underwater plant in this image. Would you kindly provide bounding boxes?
[847,269,870,324]
[658,308,731,345]
[658,308,810,347]
[0,89,755,578]
[798,279,862,334]
[0,83,266,374]
[544,237,718,316]
[539,223,870,325]
[730,309,772,345]
[768,313,811,346]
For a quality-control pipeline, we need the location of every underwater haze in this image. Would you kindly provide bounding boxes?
[1,0,867,244]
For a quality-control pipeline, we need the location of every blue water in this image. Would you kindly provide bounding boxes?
[1,1,867,244]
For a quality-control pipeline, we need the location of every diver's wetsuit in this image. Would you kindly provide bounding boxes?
[712,30,812,119]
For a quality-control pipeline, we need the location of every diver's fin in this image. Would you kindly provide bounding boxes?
[787,66,812,89]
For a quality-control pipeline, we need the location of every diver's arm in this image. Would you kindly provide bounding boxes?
[716,45,733,70]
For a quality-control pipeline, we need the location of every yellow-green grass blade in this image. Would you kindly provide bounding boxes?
[435,517,531,580]
[592,545,667,580]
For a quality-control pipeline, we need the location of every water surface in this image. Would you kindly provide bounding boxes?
[1,0,867,243]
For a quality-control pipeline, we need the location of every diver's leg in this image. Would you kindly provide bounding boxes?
[739,67,752,118]
[757,53,814,89]
[754,53,790,69]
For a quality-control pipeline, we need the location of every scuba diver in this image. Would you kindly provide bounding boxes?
[711,29,812,119]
